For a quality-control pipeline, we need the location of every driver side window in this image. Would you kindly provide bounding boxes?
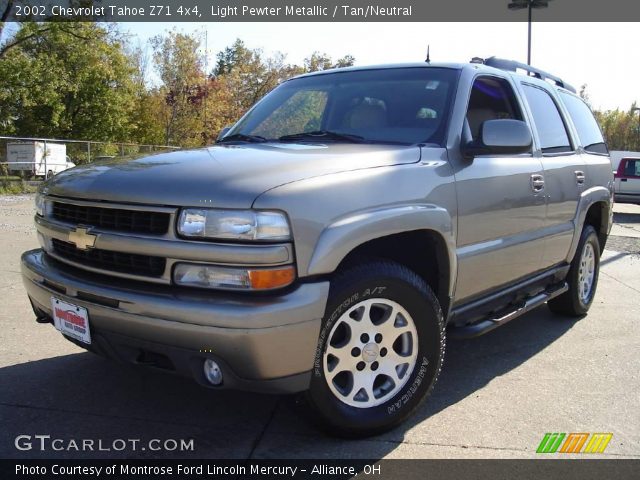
[466,76,523,142]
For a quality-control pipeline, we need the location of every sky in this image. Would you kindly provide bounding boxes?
[120,22,638,112]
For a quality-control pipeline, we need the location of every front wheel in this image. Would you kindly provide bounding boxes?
[306,260,445,437]
[548,225,601,316]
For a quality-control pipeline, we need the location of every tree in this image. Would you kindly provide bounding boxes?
[151,30,207,146]
[594,105,640,151]
[0,22,140,141]
[1,24,357,148]
[210,39,356,135]
[304,52,355,72]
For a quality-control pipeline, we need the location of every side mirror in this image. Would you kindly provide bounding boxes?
[462,119,532,158]
[216,126,232,142]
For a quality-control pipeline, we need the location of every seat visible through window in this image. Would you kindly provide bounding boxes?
[466,77,523,142]
[343,103,388,130]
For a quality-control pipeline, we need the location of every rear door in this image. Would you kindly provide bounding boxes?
[519,83,583,268]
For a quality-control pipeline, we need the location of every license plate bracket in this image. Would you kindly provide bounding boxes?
[51,297,92,345]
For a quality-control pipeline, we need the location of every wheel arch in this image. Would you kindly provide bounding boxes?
[307,205,456,316]
[567,186,612,261]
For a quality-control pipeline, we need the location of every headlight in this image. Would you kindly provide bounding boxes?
[35,193,46,217]
[178,209,290,241]
[173,263,296,291]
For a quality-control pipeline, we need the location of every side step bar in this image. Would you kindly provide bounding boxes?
[449,282,568,339]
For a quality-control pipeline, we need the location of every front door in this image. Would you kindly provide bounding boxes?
[454,75,547,303]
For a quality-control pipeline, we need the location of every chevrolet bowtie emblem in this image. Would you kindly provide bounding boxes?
[68,227,97,251]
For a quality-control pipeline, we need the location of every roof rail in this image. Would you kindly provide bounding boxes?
[479,56,576,93]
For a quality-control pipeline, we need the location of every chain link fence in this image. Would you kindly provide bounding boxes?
[0,136,180,180]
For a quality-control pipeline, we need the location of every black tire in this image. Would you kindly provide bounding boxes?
[305,260,445,438]
[548,225,600,316]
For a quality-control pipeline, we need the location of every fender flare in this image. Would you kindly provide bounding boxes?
[306,204,457,297]
[566,186,612,262]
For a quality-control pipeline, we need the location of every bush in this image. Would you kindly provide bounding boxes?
[0,179,37,195]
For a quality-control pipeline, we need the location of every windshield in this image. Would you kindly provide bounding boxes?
[226,67,459,146]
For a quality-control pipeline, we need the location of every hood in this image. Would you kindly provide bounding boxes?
[43,143,421,208]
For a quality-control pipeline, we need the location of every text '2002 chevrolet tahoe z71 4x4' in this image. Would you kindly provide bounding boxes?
[22,57,613,437]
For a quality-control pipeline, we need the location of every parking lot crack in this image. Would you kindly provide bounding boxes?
[245,399,281,462]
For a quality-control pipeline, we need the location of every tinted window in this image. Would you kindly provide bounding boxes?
[229,68,459,146]
[623,159,640,177]
[466,76,523,142]
[559,92,607,154]
[522,85,572,153]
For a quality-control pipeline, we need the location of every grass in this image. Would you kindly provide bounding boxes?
[0,179,37,195]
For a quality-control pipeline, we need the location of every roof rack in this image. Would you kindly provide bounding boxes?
[477,56,576,93]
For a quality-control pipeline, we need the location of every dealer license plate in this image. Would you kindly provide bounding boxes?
[51,297,92,345]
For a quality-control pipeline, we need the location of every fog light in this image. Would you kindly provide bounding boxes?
[203,358,223,385]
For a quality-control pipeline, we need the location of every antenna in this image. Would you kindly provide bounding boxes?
[425,45,430,63]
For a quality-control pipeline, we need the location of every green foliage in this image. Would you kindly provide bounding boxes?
[304,52,355,72]
[0,179,36,195]
[0,24,356,148]
[0,23,140,142]
[594,104,640,151]
[580,85,639,151]
[150,30,207,146]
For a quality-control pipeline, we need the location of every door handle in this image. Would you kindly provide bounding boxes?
[531,174,545,192]
[621,178,628,182]
[575,170,586,185]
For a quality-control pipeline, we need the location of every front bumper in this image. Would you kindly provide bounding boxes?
[21,249,330,393]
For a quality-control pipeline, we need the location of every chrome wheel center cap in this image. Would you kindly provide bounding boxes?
[362,343,379,363]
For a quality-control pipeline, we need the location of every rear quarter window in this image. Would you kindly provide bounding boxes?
[559,92,608,154]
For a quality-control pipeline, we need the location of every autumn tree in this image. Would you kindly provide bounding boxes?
[304,52,355,72]
[0,23,357,149]
[208,39,356,140]
[150,30,209,147]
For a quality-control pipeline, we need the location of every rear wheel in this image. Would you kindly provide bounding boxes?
[548,225,600,316]
[306,260,445,437]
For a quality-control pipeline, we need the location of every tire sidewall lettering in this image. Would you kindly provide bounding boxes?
[313,286,386,377]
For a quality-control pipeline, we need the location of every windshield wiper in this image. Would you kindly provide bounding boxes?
[217,133,268,144]
[279,130,365,143]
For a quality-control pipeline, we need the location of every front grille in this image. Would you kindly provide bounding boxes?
[52,202,170,235]
[52,239,166,277]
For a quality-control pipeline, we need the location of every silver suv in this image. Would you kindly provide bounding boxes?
[22,57,613,437]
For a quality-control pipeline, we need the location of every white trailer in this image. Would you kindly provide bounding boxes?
[6,142,74,179]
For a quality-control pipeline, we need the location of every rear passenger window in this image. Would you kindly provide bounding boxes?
[522,85,572,154]
[559,92,608,154]
[623,159,640,177]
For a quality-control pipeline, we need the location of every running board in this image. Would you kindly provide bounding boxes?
[449,282,568,339]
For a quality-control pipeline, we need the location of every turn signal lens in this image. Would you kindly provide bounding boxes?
[249,266,296,290]
[173,263,295,291]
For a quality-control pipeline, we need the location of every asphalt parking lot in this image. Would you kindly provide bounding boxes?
[0,195,638,459]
